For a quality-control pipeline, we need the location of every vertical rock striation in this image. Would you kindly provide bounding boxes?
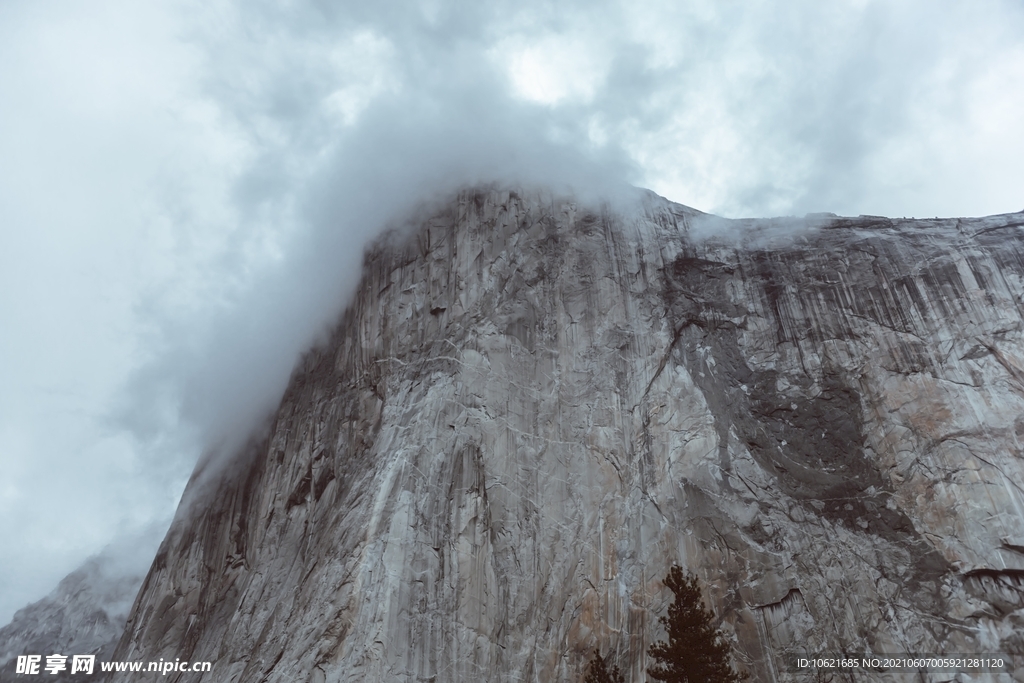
[112,188,1024,682]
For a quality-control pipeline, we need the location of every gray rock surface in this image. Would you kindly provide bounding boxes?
[111,188,1024,682]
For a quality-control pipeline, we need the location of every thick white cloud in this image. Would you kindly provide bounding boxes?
[1,0,1022,624]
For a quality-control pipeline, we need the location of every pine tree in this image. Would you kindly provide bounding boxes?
[647,566,747,683]
[585,652,625,683]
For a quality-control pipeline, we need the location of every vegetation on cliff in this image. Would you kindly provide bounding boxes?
[646,567,746,683]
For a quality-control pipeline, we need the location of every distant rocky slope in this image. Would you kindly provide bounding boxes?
[0,551,144,682]
[108,188,1024,681]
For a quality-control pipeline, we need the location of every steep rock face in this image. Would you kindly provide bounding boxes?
[113,189,1024,682]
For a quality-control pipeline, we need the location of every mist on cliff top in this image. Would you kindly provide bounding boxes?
[2,0,1024,624]
[121,84,637,472]
[116,0,1024,469]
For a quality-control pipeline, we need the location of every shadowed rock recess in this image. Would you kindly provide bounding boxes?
[112,189,1024,682]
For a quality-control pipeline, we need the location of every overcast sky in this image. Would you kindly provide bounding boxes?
[1,0,1023,625]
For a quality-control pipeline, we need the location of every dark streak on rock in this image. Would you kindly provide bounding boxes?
[662,235,951,585]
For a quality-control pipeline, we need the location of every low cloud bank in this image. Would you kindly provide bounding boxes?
[120,0,1024,480]
[119,8,638,475]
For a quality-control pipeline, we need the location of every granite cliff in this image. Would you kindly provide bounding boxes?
[109,188,1024,681]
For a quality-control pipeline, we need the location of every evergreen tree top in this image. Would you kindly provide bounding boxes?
[647,566,747,683]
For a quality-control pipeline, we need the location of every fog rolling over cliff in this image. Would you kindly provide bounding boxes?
[109,188,1024,682]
